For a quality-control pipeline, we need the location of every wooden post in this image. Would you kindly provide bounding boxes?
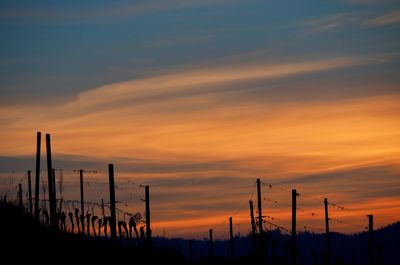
[80,169,85,234]
[101,198,107,238]
[34,132,41,222]
[18,183,23,210]
[28,170,33,216]
[108,164,117,240]
[209,229,214,258]
[368,214,374,265]
[324,198,331,265]
[229,216,234,258]
[145,185,152,243]
[291,189,298,265]
[256,178,263,235]
[46,133,57,228]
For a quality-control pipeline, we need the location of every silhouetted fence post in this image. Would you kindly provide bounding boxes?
[34,132,41,222]
[46,133,57,228]
[291,189,298,265]
[368,214,374,265]
[28,170,33,216]
[80,169,85,234]
[229,216,234,258]
[101,198,108,238]
[324,198,331,265]
[257,178,265,257]
[145,185,152,245]
[108,164,117,240]
[209,229,214,258]
[18,183,23,210]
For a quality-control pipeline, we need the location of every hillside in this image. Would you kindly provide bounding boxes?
[1,202,398,264]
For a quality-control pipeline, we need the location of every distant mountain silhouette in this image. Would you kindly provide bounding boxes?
[152,222,400,265]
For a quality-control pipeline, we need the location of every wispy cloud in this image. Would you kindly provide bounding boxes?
[304,10,400,33]
[363,10,400,27]
[67,55,376,111]
[303,13,362,34]
[1,53,399,237]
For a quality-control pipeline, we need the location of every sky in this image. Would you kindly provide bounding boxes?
[0,0,400,239]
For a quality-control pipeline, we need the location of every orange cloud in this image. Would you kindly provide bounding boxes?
[1,55,399,238]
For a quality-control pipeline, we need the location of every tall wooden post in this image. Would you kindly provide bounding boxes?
[108,164,117,240]
[80,169,85,234]
[256,178,263,235]
[368,214,374,265]
[46,134,57,228]
[324,198,331,265]
[18,183,23,210]
[145,185,151,243]
[28,170,33,216]
[229,216,234,258]
[34,132,41,222]
[209,229,214,258]
[291,189,298,265]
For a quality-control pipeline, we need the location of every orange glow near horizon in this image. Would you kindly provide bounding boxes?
[1,58,399,239]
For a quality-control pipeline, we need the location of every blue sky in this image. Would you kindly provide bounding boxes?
[1,0,399,102]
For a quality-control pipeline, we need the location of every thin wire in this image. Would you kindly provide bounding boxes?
[330,217,367,230]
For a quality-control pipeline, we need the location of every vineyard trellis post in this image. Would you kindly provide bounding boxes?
[108,164,117,240]
[145,184,152,245]
[34,132,41,222]
[80,169,85,234]
[209,228,214,258]
[46,133,57,228]
[324,198,331,265]
[291,189,298,265]
[368,214,374,265]
[229,216,234,258]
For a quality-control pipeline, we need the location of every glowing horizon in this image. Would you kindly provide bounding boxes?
[1,0,400,239]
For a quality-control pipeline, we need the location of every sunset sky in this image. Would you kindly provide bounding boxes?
[1,0,400,239]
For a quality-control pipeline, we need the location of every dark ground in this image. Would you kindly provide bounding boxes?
[0,203,187,264]
[1,203,398,264]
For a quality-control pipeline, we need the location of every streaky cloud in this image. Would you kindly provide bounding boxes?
[363,10,400,27]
